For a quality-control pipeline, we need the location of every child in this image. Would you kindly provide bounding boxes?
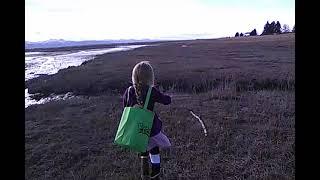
[123,61,172,180]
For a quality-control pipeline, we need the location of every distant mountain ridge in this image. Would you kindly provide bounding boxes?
[25,34,217,49]
[25,39,158,49]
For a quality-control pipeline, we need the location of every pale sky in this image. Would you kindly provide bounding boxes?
[25,0,295,42]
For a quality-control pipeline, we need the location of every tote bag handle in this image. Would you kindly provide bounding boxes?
[143,86,152,110]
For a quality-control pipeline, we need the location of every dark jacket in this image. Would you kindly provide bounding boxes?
[122,85,171,137]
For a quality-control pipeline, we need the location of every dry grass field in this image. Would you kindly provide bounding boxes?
[25,33,295,179]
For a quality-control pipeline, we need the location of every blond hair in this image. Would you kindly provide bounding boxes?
[132,61,155,104]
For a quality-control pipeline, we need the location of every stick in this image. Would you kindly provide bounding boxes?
[188,109,208,137]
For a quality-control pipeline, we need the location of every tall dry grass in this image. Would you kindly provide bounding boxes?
[25,34,295,179]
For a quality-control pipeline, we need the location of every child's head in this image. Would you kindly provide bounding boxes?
[132,61,155,87]
[132,61,155,103]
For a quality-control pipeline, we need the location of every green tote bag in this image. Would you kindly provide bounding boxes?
[114,86,154,152]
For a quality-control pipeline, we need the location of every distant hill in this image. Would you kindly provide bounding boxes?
[25,33,218,50]
[25,39,158,49]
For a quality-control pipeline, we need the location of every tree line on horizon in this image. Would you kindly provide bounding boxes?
[235,21,295,37]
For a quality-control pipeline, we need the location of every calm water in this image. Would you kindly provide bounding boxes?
[25,45,147,108]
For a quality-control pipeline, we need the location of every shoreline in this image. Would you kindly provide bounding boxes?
[25,39,178,53]
[25,44,150,107]
[25,33,295,100]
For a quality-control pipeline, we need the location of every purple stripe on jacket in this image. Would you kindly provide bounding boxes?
[122,85,171,137]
